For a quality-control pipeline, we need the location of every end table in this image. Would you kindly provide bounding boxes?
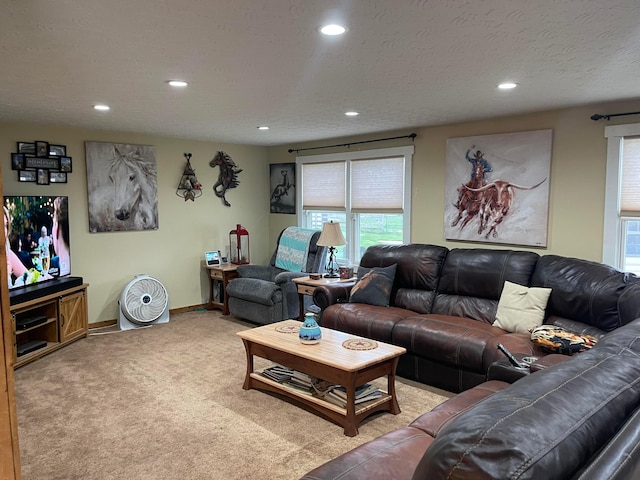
[292,276,356,320]
[205,264,239,315]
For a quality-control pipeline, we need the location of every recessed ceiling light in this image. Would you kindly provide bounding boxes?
[498,82,518,90]
[93,105,110,111]
[257,126,270,130]
[168,80,188,87]
[320,24,346,36]
[345,111,359,116]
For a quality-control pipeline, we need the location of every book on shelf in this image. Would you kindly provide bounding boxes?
[259,364,294,383]
[282,380,315,396]
[324,389,383,408]
[331,384,379,401]
[311,378,337,397]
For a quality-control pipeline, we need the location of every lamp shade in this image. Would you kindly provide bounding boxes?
[316,221,347,247]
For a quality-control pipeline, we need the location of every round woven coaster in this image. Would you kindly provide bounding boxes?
[275,324,299,334]
[342,338,379,350]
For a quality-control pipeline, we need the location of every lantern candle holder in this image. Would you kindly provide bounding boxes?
[229,224,250,264]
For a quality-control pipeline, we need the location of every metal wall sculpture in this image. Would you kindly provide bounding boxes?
[209,151,242,207]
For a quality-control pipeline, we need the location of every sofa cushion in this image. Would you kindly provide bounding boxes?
[411,325,640,480]
[350,264,397,306]
[432,249,540,323]
[320,303,415,343]
[393,315,505,371]
[532,255,640,332]
[301,427,434,480]
[359,244,449,293]
[530,325,598,355]
[492,281,552,334]
[410,380,508,437]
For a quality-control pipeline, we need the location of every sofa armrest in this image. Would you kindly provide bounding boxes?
[236,264,281,282]
[529,353,570,372]
[312,282,356,310]
[274,271,307,285]
[482,333,544,372]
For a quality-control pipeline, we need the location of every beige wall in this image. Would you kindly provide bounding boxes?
[268,98,640,262]
[4,98,640,323]
[1,123,270,324]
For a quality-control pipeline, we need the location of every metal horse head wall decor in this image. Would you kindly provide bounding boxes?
[209,151,242,207]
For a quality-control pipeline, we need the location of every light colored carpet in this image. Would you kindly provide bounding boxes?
[14,311,452,480]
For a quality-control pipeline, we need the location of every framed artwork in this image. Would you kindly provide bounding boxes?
[17,142,35,154]
[444,129,552,247]
[269,162,296,214]
[11,153,24,170]
[59,156,72,172]
[36,168,49,185]
[49,144,66,156]
[35,141,49,158]
[18,170,36,182]
[85,141,158,232]
[50,171,67,183]
[25,156,59,170]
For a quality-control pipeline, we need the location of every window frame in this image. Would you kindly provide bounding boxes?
[296,146,413,264]
[602,123,640,270]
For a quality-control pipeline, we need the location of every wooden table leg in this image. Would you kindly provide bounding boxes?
[387,357,401,414]
[241,339,254,390]
[343,373,359,437]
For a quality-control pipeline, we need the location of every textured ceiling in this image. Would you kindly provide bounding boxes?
[1,0,639,147]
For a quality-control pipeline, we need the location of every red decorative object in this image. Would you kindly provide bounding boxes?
[229,224,250,264]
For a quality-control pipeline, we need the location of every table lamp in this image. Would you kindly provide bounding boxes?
[316,221,347,278]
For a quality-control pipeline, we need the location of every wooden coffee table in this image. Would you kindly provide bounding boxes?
[237,319,406,436]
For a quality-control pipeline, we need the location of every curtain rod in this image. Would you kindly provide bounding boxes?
[288,132,417,154]
[591,111,640,121]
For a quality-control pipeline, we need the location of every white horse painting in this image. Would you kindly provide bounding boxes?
[86,142,158,232]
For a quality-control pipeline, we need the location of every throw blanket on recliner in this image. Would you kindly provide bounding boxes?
[275,227,317,272]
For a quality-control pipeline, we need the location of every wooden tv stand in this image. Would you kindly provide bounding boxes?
[11,283,89,368]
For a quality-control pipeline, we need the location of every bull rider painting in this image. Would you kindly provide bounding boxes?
[444,129,552,247]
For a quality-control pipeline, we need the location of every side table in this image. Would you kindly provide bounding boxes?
[292,276,356,320]
[205,264,239,315]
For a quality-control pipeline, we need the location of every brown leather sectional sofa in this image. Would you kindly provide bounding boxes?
[303,244,640,479]
[302,318,640,479]
[313,244,640,392]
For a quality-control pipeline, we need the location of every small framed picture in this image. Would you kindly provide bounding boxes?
[25,156,59,170]
[59,156,72,172]
[35,141,49,158]
[17,142,35,155]
[49,144,66,156]
[11,153,25,170]
[49,171,67,183]
[36,168,49,185]
[18,170,37,182]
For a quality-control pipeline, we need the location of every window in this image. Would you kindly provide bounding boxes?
[603,123,640,274]
[297,146,413,265]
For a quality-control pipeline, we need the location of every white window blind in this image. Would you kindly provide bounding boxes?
[351,157,405,212]
[620,136,640,214]
[301,161,346,209]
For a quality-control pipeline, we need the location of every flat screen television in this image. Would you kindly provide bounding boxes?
[4,195,70,290]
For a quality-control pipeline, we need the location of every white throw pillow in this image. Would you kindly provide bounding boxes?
[492,281,552,334]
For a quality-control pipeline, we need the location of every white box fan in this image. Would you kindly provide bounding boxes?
[118,275,169,330]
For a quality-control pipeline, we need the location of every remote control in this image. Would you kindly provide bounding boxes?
[497,343,525,368]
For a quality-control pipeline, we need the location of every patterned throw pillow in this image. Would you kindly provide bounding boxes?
[349,264,397,307]
[530,325,598,355]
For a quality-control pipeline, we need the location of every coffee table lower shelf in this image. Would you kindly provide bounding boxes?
[247,372,394,436]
